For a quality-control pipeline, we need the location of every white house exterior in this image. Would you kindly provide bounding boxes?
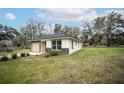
[30,34,82,55]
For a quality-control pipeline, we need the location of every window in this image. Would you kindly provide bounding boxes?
[72,41,73,49]
[52,41,56,49]
[52,40,61,50]
[57,40,61,50]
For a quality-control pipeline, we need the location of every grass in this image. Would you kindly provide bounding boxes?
[0,49,29,56]
[0,48,124,83]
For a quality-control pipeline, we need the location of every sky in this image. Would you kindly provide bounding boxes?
[0,8,124,31]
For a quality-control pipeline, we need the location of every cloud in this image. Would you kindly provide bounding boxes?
[4,13,16,20]
[102,9,124,16]
[36,8,98,22]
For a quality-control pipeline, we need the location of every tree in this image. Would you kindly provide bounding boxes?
[0,24,19,48]
[53,24,62,34]
[105,12,124,47]
[37,22,47,38]
[64,26,80,39]
[93,17,105,46]
[19,18,47,47]
[0,24,19,41]
[81,21,93,46]
[93,12,124,47]
[92,32,103,46]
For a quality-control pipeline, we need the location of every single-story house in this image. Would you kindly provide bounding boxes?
[30,34,82,55]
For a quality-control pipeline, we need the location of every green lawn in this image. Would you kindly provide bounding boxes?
[0,49,29,56]
[0,48,124,84]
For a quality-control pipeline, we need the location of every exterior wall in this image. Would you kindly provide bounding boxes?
[46,39,69,55]
[46,39,70,49]
[31,41,40,53]
[68,39,82,54]
[46,40,51,48]
[61,48,69,55]
[61,39,70,55]
[40,41,46,54]
[30,38,82,55]
[46,48,69,55]
[46,39,81,55]
[30,41,46,55]
[62,39,70,48]
[62,39,82,54]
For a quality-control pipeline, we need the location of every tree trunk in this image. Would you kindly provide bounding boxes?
[107,34,110,47]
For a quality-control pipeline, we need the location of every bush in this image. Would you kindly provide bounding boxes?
[21,53,25,57]
[6,48,13,52]
[45,49,59,57]
[0,55,9,61]
[27,53,30,56]
[50,51,58,56]
[12,53,17,59]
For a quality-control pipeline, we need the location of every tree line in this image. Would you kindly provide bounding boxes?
[0,11,124,49]
[81,12,124,47]
[0,24,20,48]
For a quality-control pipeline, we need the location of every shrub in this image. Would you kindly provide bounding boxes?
[45,49,59,57]
[0,55,9,61]
[50,51,58,56]
[12,53,17,59]
[21,53,25,57]
[6,48,13,52]
[27,53,30,56]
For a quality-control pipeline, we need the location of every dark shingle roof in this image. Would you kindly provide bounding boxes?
[29,33,80,42]
[41,33,71,39]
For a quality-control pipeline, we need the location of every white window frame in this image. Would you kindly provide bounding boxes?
[52,40,62,51]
